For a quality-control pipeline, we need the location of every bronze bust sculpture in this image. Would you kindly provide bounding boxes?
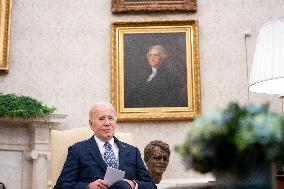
[144,140,170,183]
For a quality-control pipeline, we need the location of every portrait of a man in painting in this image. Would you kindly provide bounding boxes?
[111,21,200,121]
[123,33,188,108]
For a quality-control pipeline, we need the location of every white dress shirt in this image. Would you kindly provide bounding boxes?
[93,135,138,189]
[147,67,157,82]
[93,135,119,165]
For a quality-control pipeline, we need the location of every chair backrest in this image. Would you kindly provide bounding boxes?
[0,182,6,189]
[50,127,133,187]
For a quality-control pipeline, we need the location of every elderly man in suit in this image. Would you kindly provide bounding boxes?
[54,102,156,189]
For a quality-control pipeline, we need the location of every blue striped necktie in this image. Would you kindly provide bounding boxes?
[103,142,118,169]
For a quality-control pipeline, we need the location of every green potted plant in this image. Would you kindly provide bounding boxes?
[0,93,56,119]
[176,102,284,189]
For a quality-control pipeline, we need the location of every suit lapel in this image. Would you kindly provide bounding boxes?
[86,136,107,171]
[115,137,128,170]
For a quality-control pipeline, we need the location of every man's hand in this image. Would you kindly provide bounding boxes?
[88,179,109,189]
[123,179,136,189]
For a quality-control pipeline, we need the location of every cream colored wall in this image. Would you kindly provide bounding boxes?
[1,0,284,179]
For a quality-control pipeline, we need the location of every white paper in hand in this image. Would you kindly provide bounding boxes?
[104,167,125,186]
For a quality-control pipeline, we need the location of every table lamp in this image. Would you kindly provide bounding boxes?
[249,19,284,95]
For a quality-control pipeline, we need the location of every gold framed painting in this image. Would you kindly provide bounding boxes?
[0,0,12,72]
[111,0,197,14]
[111,20,201,121]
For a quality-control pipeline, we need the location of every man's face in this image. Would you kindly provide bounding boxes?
[148,146,169,174]
[147,49,162,68]
[89,105,117,142]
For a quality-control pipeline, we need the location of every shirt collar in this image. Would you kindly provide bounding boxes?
[151,67,157,74]
[93,135,115,148]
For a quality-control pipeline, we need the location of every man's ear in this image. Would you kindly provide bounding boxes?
[89,120,92,125]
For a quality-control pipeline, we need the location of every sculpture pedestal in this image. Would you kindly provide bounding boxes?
[0,114,66,189]
[157,178,215,189]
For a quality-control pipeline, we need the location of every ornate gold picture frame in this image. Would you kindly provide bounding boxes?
[111,20,201,121]
[0,0,12,72]
[111,0,197,14]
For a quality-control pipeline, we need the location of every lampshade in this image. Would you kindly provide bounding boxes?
[249,19,284,94]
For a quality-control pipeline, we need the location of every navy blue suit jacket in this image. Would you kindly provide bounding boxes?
[54,136,156,189]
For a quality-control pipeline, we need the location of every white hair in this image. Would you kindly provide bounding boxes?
[148,45,168,60]
[89,102,117,119]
